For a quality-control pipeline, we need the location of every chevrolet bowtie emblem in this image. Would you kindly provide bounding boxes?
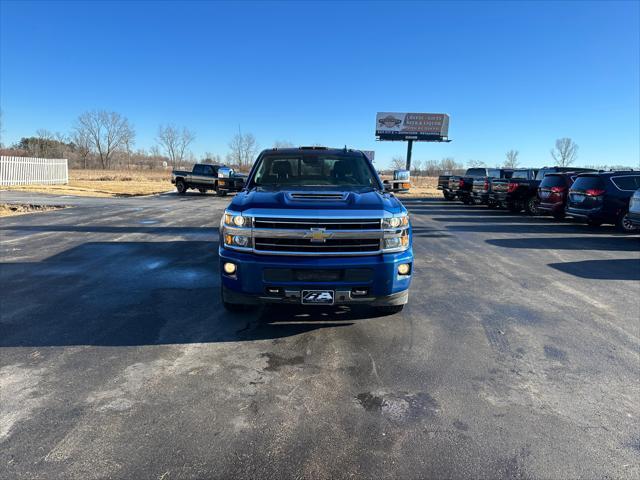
[305,227,332,243]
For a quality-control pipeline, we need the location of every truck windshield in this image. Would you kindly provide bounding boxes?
[250,154,381,189]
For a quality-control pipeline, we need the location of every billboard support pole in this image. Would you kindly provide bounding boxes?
[405,140,413,171]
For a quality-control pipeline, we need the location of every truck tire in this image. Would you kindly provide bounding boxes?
[525,196,539,215]
[198,188,207,194]
[443,192,454,201]
[616,211,637,233]
[376,305,404,315]
[176,179,187,195]
[216,190,228,197]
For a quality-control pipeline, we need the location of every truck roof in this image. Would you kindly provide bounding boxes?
[262,147,364,156]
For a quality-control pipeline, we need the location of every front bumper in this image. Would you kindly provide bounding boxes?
[219,247,413,306]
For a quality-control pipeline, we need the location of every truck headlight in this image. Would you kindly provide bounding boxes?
[224,234,250,247]
[382,229,409,252]
[224,212,252,227]
[382,214,409,229]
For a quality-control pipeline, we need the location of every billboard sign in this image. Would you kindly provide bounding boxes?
[376,112,449,141]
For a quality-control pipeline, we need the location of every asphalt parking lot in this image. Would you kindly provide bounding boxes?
[1,191,639,479]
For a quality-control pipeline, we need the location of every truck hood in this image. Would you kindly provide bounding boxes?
[228,187,406,216]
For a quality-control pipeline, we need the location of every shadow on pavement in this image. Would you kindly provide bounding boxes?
[487,236,640,251]
[548,259,640,280]
[0,225,219,235]
[0,240,379,348]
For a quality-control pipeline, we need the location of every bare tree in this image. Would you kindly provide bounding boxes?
[202,152,222,164]
[439,157,460,174]
[273,140,295,148]
[156,124,195,168]
[411,159,423,176]
[71,129,92,169]
[504,149,520,168]
[227,132,259,170]
[390,156,405,170]
[551,137,578,167]
[467,159,486,168]
[75,110,135,169]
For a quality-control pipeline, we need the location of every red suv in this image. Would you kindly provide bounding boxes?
[538,172,579,219]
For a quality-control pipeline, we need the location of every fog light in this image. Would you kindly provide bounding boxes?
[223,262,237,275]
[398,263,411,275]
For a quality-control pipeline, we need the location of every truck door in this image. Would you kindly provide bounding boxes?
[202,165,216,187]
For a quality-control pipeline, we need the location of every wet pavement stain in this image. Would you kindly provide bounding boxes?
[544,345,568,362]
[453,420,469,431]
[261,353,304,372]
[356,392,384,412]
[355,391,439,422]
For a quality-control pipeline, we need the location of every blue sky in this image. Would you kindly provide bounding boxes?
[1,0,638,168]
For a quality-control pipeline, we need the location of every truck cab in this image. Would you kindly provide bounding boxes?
[219,147,413,314]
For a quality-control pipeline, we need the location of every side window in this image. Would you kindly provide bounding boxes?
[203,165,214,176]
[611,176,640,191]
[193,164,204,175]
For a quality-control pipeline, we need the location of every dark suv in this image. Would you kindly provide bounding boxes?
[566,171,640,232]
[537,172,580,219]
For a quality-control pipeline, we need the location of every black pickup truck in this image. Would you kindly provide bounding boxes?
[437,174,454,200]
[450,168,509,205]
[171,164,246,195]
[490,167,594,214]
[470,169,513,206]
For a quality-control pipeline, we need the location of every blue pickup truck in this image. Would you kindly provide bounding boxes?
[219,146,413,314]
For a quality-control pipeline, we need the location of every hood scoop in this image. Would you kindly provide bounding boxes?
[287,192,348,201]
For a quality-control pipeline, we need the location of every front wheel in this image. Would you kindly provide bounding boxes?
[616,211,638,233]
[443,192,454,201]
[376,305,404,315]
[198,188,207,194]
[525,196,540,215]
[176,179,187,195]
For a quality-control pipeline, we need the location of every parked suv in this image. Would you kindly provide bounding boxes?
[628,188,640,228]
[566,171,640,232]
[537,172,579,219]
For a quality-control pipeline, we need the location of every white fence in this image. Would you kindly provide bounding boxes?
[0,156,69,186]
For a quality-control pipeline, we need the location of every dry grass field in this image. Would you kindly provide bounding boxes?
[380,175,441,198]
[3,169,172,197]
[1,169,441,203]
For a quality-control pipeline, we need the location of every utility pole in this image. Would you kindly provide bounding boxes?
[405,140,413,171]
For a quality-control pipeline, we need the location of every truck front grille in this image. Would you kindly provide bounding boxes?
[254,238,381,253]
[253,218,380,230]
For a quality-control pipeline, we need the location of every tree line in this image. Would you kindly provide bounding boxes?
[0,109,260,171]
[389,137,583,176]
